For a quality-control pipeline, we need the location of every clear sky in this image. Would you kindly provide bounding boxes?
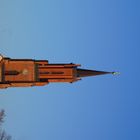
[0,0,140,140]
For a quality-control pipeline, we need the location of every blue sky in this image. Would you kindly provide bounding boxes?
[0,0,140,140]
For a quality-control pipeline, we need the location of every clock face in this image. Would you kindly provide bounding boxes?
[22,69,29,75]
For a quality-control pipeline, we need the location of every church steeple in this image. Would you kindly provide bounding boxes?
[0,55,117,89]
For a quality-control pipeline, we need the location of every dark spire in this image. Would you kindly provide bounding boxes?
[77,68,117,77]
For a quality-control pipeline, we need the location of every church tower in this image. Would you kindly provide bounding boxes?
[0,55,117,88]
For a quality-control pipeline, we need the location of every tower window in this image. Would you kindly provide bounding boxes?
[39,78,48,82]
[39,72,64,74]
[39,72,50,74]
[51,72,64,74]
[5,71,20,75]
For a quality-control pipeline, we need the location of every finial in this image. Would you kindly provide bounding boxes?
[112,72,120,75]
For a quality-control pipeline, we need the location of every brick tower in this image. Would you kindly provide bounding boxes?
[0,55,116,88]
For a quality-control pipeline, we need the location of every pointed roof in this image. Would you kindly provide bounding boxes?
[77,68,115,77]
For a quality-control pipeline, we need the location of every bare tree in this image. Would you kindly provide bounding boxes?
[0,110,12,140]
[0,110,5,125]
[0,130,12,140]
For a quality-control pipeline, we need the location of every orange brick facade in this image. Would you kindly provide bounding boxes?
[0,56,81,88]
